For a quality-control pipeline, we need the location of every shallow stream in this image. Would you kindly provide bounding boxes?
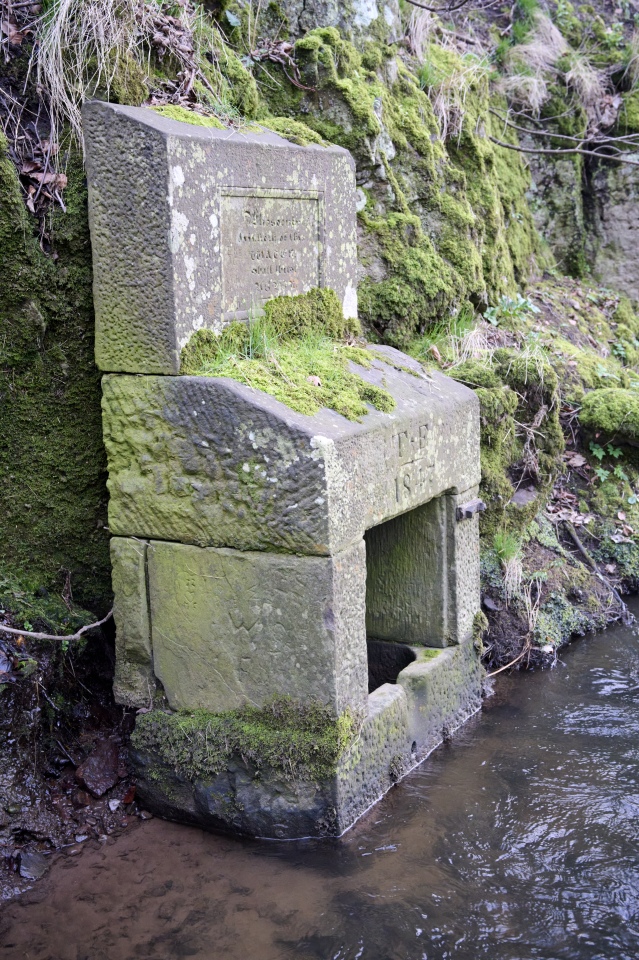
[3,605,639,959]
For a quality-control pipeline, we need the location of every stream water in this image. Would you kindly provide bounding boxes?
[3,605,639,960]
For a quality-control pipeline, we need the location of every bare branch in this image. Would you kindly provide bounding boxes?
[403,0,473,13]
[0,609,113,643]
[489,135,639,167]
[490,109,639,147]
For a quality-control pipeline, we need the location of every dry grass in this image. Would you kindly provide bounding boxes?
[447,320,494,365]
[34,0,149,148]
[496,73,549,114]
[498,12,568,114]
[507,12,568,75]
[565,52,608,109]
[33,0,226,152]
[407,8,437,62]
[407,8,490,140]
[624,30,639,90]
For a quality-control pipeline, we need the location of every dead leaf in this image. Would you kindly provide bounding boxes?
[428,344,443,364]
[29,172,68,189]
[618,511,626,521]
[564,452,587,468]
[1,20,24,45]
[307,375,321,387]
[605,564,617,574]
[20,160,42,175]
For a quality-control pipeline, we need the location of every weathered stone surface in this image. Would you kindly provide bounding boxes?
[84,101,358,374]
[398,638,483,759]
[75,739,120,798]
[110,537,153,708]
[131,643,483,839]
[272,0,402,42]
[587,156,639,300]
[366,497,453,646]
[147,539,367,716]
[101,349,480,556]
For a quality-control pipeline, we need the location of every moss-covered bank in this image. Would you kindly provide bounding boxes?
[0,135,110,611]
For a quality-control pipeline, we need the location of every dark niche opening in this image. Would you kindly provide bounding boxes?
[366,638,416,693]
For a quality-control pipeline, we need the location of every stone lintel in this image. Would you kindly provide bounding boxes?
[83,101,358,375]
[101,354,480,556]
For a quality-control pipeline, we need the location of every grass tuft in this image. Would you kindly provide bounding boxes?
[180,290,395,422]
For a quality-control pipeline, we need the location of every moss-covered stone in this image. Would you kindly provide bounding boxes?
[150,105,225,128]
[180,289,393,421]
[257,28,544,348]
[0,135,110,610]
[580,387,639,443]
[132,697,355,784]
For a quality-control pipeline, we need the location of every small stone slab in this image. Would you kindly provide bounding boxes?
[83,101,358,374]
[75,739,120,797]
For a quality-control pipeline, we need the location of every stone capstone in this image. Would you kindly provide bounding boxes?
[83,101,358,375]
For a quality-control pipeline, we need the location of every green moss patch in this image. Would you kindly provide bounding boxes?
[580,388,639,443]
[150,105,225,128]
[132,697,355,784]
[181,289,395,421]
[0,135,110,610]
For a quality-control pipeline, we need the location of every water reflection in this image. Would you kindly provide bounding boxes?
[3,607,639,959]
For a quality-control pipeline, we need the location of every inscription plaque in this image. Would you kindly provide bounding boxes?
[221,189,322,319]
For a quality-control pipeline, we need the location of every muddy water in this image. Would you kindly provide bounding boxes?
[4,607,639,960]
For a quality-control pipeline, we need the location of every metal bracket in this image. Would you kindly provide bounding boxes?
[456,498,486,522]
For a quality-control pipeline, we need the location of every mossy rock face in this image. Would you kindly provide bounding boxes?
[580,388,639,443]
[258,29,544,348]
[450,349,563,536]
[0,135,110,610]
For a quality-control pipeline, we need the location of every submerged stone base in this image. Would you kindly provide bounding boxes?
[130,638,483,840]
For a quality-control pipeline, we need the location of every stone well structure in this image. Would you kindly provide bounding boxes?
[85,102,484,839]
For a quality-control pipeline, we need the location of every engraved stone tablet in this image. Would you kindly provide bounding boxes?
[220,190,321,319]
[83,102,358,375]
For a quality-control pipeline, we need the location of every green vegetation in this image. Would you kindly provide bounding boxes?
[181,289,396,421]
[580,388,639,443]
[132,696,355,783]
[151,105,224,128]
[0,134,110,610]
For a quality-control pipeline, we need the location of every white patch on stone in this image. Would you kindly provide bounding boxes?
[314,497,325,505]
[353,0,378,28]
[184,256,196,283]
[310,435,334,461]
[171,164,185,188]
[356,188,367,212]
[343,284,358,319]
[170,210,189,253]
[242,463,250,473]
